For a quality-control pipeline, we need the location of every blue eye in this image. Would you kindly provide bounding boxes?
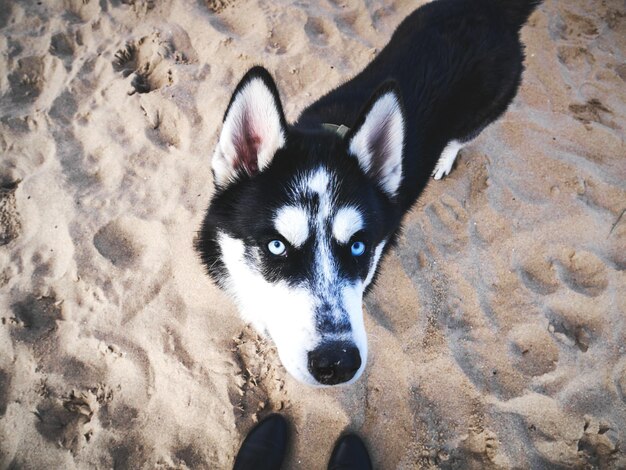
[268,240,287,256]
[351,241,366,256]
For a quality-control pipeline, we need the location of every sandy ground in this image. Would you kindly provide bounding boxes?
[1,0,625,468]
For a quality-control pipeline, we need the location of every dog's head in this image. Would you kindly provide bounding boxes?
[197,67,405,386]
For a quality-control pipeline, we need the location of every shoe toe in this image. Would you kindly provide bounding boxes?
[328,433,373,470]
[233,414,289,470]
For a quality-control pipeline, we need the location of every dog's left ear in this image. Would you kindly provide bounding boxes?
[212,66,287,187]
[347,83,405,198]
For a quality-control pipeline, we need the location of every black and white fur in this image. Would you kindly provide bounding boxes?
[197,0,541,386]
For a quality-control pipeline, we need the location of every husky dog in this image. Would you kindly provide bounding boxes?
[196,0,541,386]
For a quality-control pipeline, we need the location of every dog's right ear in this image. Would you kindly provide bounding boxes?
[347,82,405,199]
[212,67,288,188]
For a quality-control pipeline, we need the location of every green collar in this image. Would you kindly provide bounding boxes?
[321,123,351,138]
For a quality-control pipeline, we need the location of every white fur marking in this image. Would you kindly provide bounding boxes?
[332,207,364,244]
[341,282,368,383]
[307,168,330,195]
[306,168,336,283]
[212,77,285,186]
[432,140,463,180]
[274,206,309,248]
[217,232,321,385]
[348,91,404,197]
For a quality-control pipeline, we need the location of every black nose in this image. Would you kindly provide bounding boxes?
[308,341,362,385]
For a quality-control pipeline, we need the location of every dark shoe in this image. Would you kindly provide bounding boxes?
[233,414,289,470]
[328,433,373,470]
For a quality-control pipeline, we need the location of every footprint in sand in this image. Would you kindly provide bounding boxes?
[554,249,608,297]
[305,16,334,47]
[35,396,93,453]
[121,0,156,16]
[201,0,246,37]
[0,0,15,29]
[140,96,190,149]
[0,369,9,417]
[230,328,289,429]
[568,99,613,127]
[63,0,101,23]
[547,312,591,352]
[517,255,559,295]
[108,433,153,468]
[205,0,237,14]
[266,28,291,55]
[10,295,62,343]
[615,63,626,83]
[93,216,168,269]
[94,332,156,400]
[557,45,595,72]
[34,388,110,454]
[162,327,196,371]
[577,417,619,468]
[499,393,583,466]
[50,32,76,69]
[334,10,358,38]
[172,446,209,468]
[370,5,395,29]
[615,358,626,404]
[550,9,599,41]
[425,195,469,253]
[0,181,21,246]
[508,324,559,376]
[112,25,198,94]
[7,56,46,105]
[93,220,143,269]
[455,428,502,466]
[113,34,174,94]
[561,10,600,38]
[544,295,606,353]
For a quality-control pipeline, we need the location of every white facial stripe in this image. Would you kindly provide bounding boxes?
[274,206,309,248]
[304,168,355,330]
[332,207,364,244]
[306,168,337,284]
[364,239,387,288]
[307,167,330,195]
[342,282,368,383]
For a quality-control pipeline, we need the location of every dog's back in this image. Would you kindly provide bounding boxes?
[298,0,542,210]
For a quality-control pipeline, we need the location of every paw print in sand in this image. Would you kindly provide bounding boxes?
[113,33,175,94]
[0,181,21,246]
[230,327,289,430]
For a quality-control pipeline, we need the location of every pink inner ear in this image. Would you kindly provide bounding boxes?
[233,111,261,175]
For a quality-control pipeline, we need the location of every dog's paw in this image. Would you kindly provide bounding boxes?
[432,159,456,180]
[432,141,463,180]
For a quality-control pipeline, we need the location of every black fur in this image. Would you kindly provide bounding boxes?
[298,0,542,212]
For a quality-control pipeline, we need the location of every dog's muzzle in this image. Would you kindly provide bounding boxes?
[307,341,361,385]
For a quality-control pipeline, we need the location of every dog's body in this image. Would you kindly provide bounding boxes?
[197,0,541,386]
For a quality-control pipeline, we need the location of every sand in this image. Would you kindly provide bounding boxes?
[1,0,625,468]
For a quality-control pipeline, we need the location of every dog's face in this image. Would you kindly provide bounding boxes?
[197,67,405,386]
